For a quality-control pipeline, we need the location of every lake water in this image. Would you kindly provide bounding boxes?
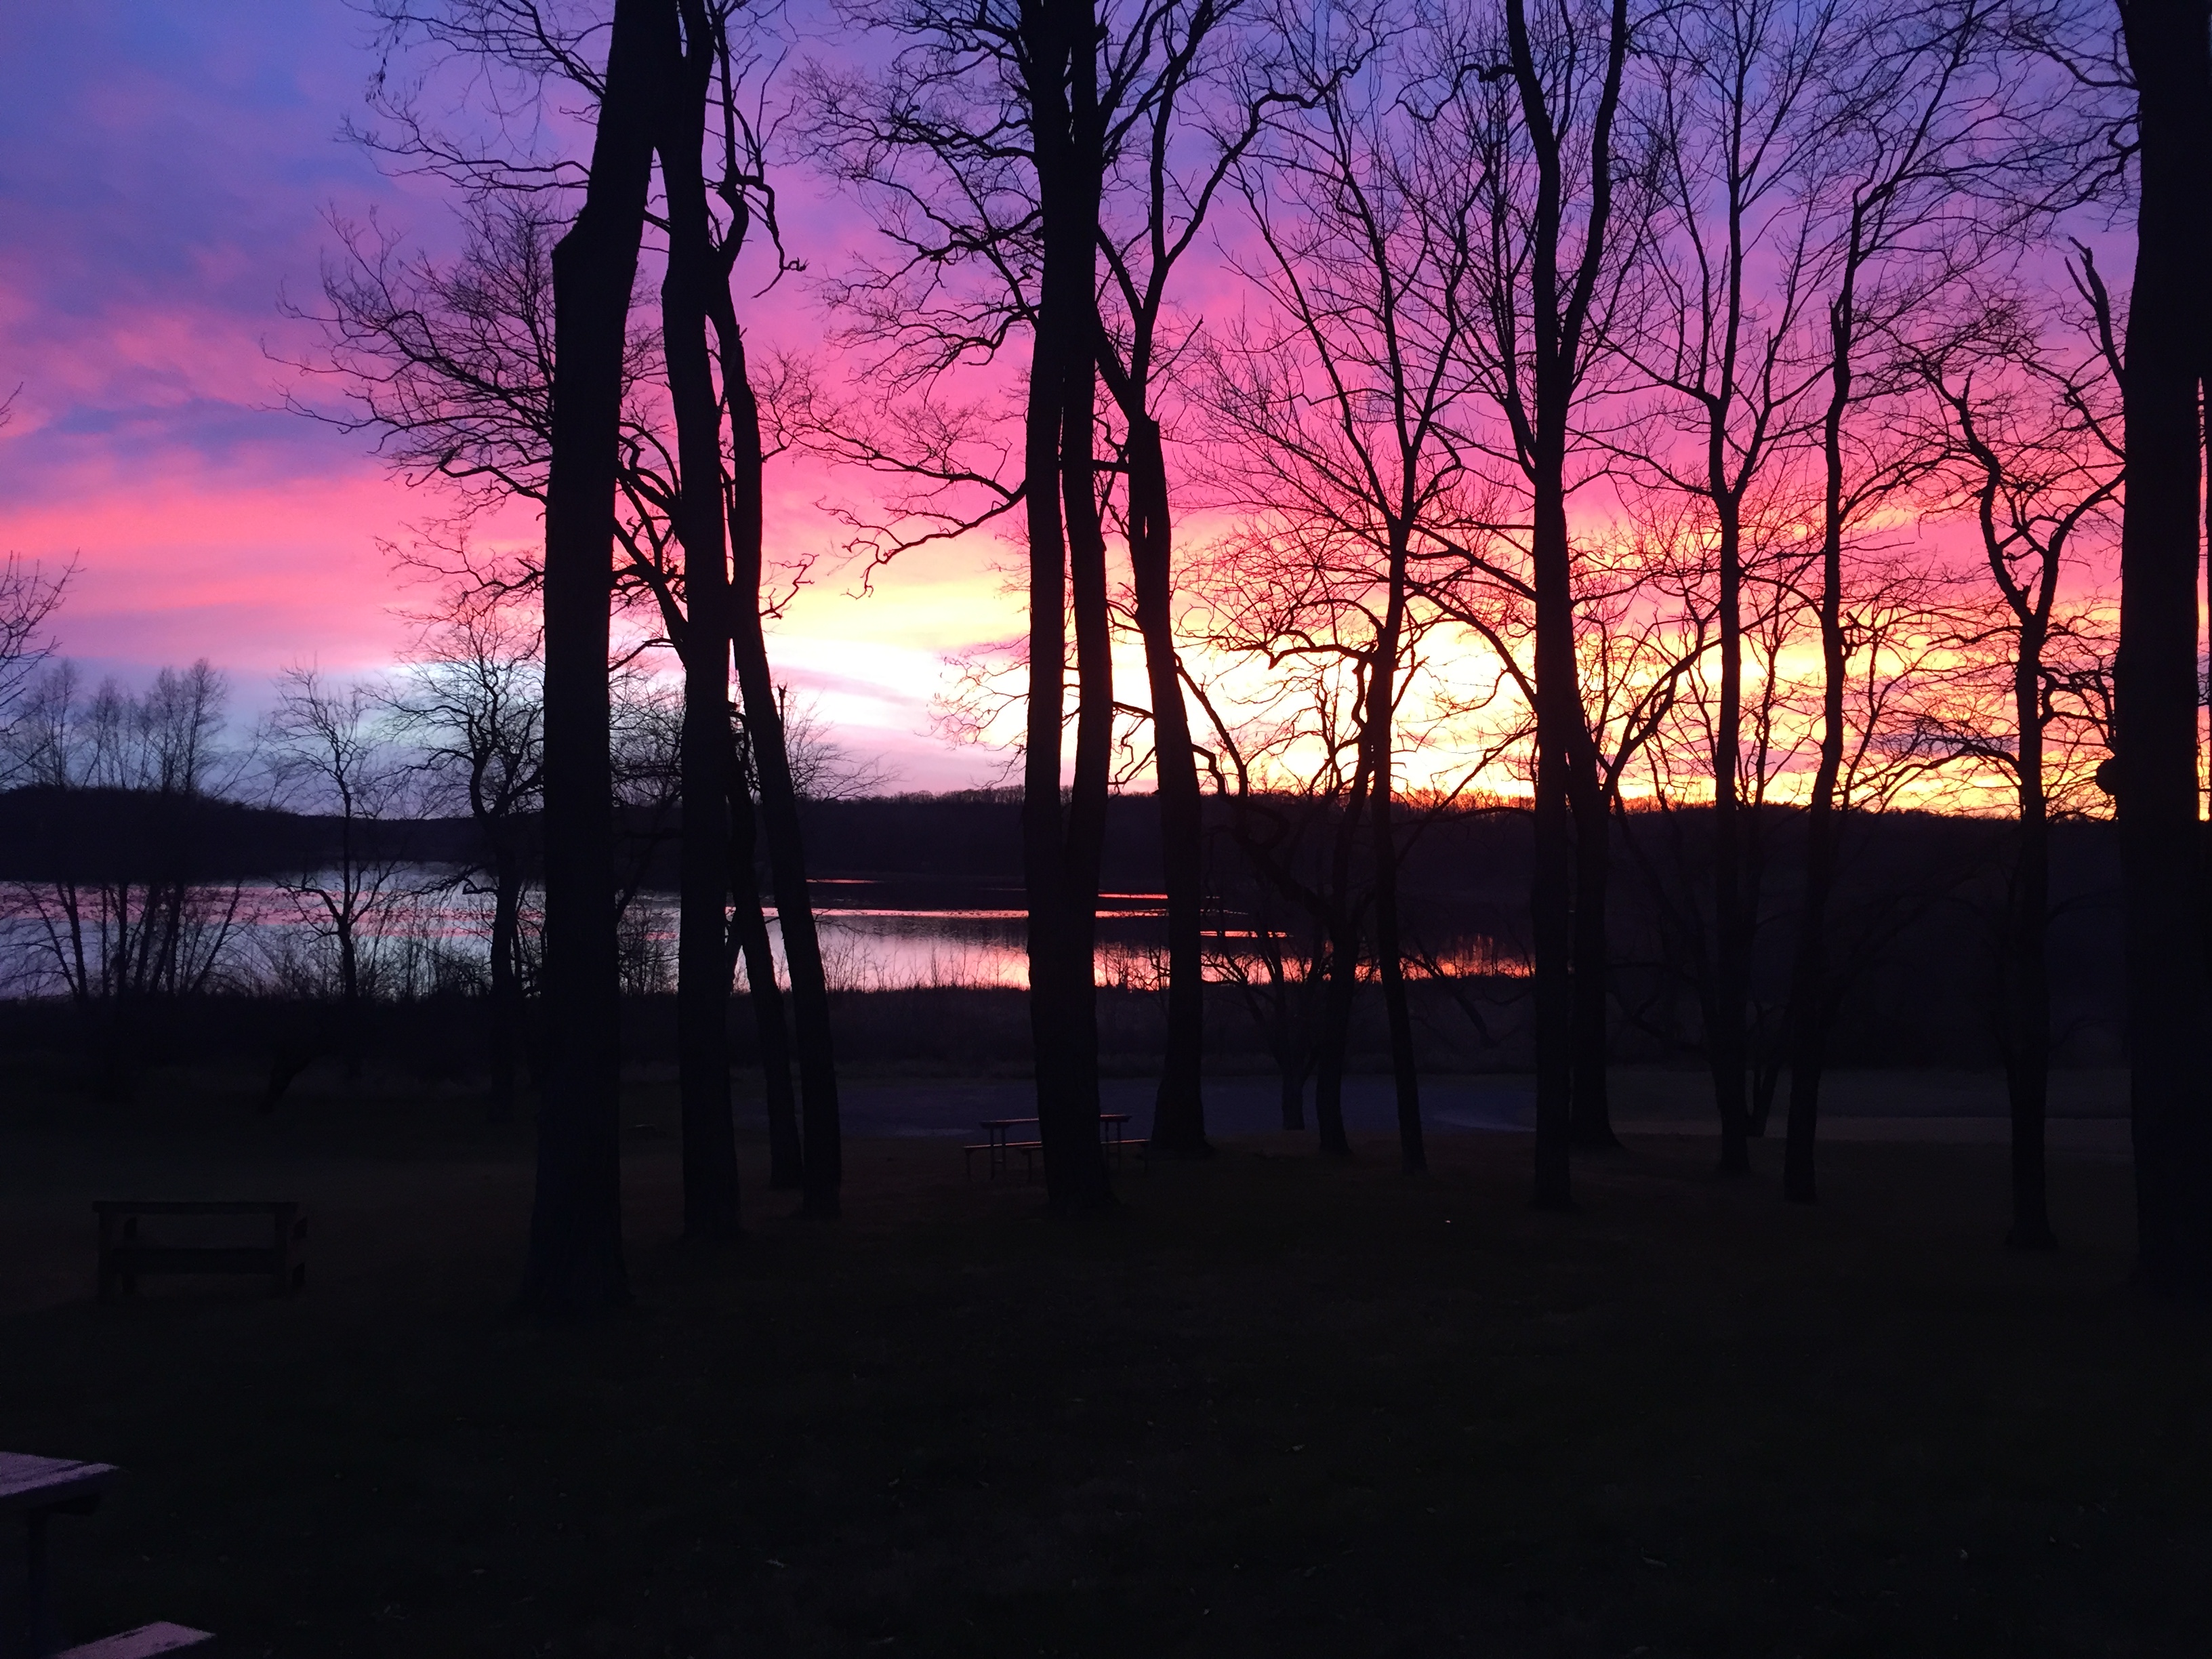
[0,870,1525,996]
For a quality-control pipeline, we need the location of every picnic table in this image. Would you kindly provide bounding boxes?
[0,1454,208,1658]
[966,1113,1141,1180]
[95,1200,306,1301]
[1,1454,112,1659]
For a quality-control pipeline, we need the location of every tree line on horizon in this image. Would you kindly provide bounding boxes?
[0,590,911,1122]
[7,0,2206,1307]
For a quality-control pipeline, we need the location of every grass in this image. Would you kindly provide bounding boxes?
[1,1072,2207,1658]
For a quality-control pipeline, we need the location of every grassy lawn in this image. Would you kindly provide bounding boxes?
[1,1075,2206,1657]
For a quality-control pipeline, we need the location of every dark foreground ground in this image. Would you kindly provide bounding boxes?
[0,1073,2205,1658]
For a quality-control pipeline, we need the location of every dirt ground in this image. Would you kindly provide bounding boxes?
[0,1069,2203,1657]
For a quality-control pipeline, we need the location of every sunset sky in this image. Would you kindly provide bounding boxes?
[0,0,1021,791]
[0,4,2125,814]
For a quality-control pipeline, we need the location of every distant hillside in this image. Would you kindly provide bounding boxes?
[0,783,2129,1065]
[0,785,485,880]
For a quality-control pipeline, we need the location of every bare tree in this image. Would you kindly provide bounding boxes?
[1614,534,1807,1130]
[654,0,744,1240]
[1021,0,1119,1210]
[3,661,246,1021]
[1448,0,1639,1204]
[1908,259,2120,1249]
[386,594,546,1120]
[2115,0,2212,1298]
[0,373,67,753]
[264,667,416,1076]
[1203,838,1329,1130]
[726,714,804,1188]
[1774,0,2079,1202]
[710,191,851,1222]
[777,691,897,800]
[337,0,827,1276]
[525,0,658,1313]
[0,554,72,762]
[1092,0,1290,1158]
[1184,649,1385,1158]
[1615,0,1841,1170]
[1197,17,1496,1172]
[806,0,1115,1208]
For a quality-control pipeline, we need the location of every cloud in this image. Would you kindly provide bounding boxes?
[0,1,1015,790]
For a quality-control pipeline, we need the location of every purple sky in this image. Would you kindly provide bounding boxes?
[0,1,1010,790]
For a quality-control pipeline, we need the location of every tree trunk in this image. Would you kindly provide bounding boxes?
[1506,0,1629,1209]
[1021,0,1113,1212]
[1021,264,1077,1200]
[709,293,842,1220]
[1369,533,1423,1174]
[729,761,803,1191]
[1309,771,1370,1161]
[1749,1040,1782,1137]
[2116,0,2212,1297]
[1710,497,1752,1172]
[487,852,522,1122]
[1310,918,1359,1158]
[1569,775,1616,1148]
[520,0,657,1315]
[1528,404,1577,1204]
[337,911,362,1081]
[1371,797,1422,1173]
[1020,100,1078,1203]
[657,9,741,1242]
[1531,542,1575,1210]
[1127,415,1209,1157]
[1782,609,1845,1208]
[2005,647,2055,1249]
[1253,918,1309,1130]
[1783,281,1856,1208]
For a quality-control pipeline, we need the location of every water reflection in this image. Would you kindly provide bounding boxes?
[0,868,1527,996]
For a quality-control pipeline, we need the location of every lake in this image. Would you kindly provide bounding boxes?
[0,870,1525,996]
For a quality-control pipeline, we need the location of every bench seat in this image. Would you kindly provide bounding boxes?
[55,1622,213,1658]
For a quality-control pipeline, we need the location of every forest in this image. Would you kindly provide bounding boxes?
[0,0,2208,1647]
[3,0,2174,1265]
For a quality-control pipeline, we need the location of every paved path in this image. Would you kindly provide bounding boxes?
[838,1075,1532,1138]
[833,1068,2133,1153]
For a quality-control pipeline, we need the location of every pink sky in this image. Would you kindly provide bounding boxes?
[0,0,1018,790]
[0,4,2123,806]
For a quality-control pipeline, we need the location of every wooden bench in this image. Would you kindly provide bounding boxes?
[54,1623,211,1658]
[965,1115,1144,1181]
[95,1202,305,1302]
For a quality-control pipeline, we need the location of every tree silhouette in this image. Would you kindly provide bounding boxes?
[520,0,659,1316]
[386,595,546,1122]
[2114,0,2212,1297]
[1910,260,2120,1248]
[264,666,416,1077]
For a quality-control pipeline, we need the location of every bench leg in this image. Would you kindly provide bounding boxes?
[1,1517,21,1659]
[96,1212,117,1305]
[269,1208,306,1294]
[22,1510,55,1659]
